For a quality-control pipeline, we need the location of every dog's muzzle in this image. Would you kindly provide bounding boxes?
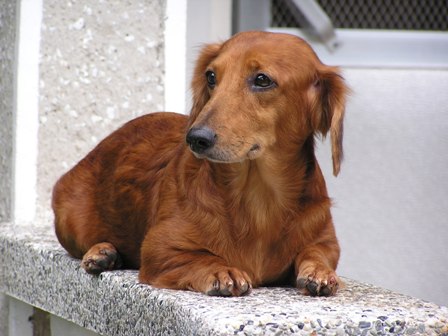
[186,127,216,154]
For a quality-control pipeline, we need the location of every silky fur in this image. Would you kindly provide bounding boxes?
[53,31,348,297]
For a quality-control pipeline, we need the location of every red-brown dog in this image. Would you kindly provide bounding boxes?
[53,31,347,297]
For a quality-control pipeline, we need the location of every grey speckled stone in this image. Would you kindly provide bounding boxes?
[0,0,16,223]
[1,222,448,336]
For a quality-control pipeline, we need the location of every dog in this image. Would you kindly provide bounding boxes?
[52,31,348,297]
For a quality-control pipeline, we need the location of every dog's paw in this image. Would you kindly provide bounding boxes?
[296,267,340,297]
[81,242,122,275]
[203,267,252,297]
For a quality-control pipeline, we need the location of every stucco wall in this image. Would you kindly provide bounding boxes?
[0,1,17,333]
[0,0,16,223]
[37,0,166,219]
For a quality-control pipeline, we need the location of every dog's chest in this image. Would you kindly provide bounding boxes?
[245,241,294,285]
[230,222,297,285]
[220,179,300,284]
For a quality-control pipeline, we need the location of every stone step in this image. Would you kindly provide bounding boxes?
[1,222,447,335]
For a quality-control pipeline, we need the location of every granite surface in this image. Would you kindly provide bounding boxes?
[1,222,447,336]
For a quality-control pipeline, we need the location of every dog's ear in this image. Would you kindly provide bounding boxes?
[188,43,221,127]
[311,67,348,176]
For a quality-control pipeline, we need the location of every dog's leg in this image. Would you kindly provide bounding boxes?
[189,261,253,297]
[140,250,252,297]
[294,242,340,296]
[81,242,123,275]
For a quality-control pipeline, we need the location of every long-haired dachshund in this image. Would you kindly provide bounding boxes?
[52,31,348,297]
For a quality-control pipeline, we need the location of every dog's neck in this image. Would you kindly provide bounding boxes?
[218,136,314,192]
[210,136,317,233]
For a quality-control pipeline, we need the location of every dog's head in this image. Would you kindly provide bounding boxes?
[186,31,348,176]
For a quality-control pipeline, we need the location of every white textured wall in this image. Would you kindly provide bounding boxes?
[37,0,166,220]
[0,1,17,333]
[316,68,448,306]
[0,0,16,223]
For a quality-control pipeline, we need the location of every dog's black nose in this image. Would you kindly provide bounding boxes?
[186,127,216,154]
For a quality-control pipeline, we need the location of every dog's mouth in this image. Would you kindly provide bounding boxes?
[247,144,261,160]
[190,143,262,163]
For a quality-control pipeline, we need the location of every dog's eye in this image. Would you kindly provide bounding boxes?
[205,71,216,88]
[253,73,275,89]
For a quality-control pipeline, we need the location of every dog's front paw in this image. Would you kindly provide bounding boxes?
[81,242,122,275]
[296,267,340,297]
[203,267,252,297]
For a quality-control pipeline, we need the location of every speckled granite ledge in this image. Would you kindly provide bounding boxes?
[1,222,447,336]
